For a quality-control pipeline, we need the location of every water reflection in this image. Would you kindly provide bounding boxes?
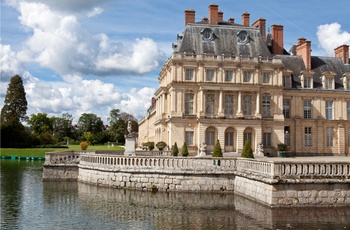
[1,160,350,230]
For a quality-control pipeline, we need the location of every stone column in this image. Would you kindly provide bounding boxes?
[337,123,345,156]
[218,90,224,116]
[236,91,243,118]
[255,91,261,118]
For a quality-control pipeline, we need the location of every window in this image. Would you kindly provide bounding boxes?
[185,69,194,81]
[325,78,333,89]
[283,99,290,118]
[206,69,215,81]
[184,93,194,115]
[243,95,252,116]
[326,101,333,120]
[224,95,234,117]
[326,127,333,147]
[225,131,234,146]
[263,132,271,147]
[283,75,291,88]
[348,128,350,147]
[305,127,312,146]
[185,131,194,146]
[205,94,215,116]
[347,101,350,120]
[304,77,312,88]
[304,100,312,119]
[263,72,271,84]
[243,131,252,146]
[206,129,215,146]
[284,127,290,146]
[347,79,350,90]
[262,94,271,117]
[225,70,233,82]
[243,71,252,83]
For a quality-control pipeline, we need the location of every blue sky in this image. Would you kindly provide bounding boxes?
[1,0,350,124]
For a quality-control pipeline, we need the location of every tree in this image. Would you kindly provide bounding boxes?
[212,139,223,157]
[181,142,189,157]
[52,113,74,141]
[172,142,179,156]
[77,113,104,136]
[156,141,167,151]
[1,75,28,124]
[241,139,254,158]
[27,113,53,134]
[107,109,138,143]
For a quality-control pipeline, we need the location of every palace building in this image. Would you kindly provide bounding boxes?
[138,4,350,156]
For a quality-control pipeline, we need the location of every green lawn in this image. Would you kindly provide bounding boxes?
[0,145,125,157]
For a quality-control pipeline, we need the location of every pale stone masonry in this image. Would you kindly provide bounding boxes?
[138,4,350,156]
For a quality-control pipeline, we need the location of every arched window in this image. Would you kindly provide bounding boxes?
[225,127,235,152]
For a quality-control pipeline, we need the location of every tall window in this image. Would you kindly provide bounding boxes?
[206,69,215,81]
[283,99,290,118]
[326,127,333,147]
[263,72,271,84]
[243,71,252,83]
[348,128,350,148]
[305,127,312,146]
[262,94,271,117]
[263,132,271,147]
[243,95,252,116]
[225,70,233,82]
[325,78,333,89]
[243,131,252,146]
[304,77,312,88]
[185,131,194,146]
[205,94,215,116]
[284,126,290,146]
[184,93,194,115]
[225,131,234,146]
[347,80,350,90]
[283,75,291,88]
[304,100,312,119]
[326,101,333,120]
[185,69,194,81]
[347,101,350,120]
[206,129,215,146]
[224,95,234,117]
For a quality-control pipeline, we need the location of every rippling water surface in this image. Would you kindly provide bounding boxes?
[1,160,350,230]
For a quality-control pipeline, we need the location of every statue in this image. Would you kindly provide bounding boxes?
[197,141,207,157]
[127,120,132,136]
[255,142,264,156]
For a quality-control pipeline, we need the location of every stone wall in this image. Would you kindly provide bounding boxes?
[42,164,79,181]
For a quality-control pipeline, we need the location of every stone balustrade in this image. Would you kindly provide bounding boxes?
[44,150,82,165]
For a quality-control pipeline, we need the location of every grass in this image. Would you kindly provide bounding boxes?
[0,144,125,157]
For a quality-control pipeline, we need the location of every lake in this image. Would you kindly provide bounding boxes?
[1,159,350,229]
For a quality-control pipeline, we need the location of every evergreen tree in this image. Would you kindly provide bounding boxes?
[212,139,223,157]
[1,75,28,124]
[172,142,179,156]
[181,142,189,156]
[241,139,254,158]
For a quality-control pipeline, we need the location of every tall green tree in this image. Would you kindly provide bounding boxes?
[27,113,53,134]
[77,113,104,137]
[1,75,28,124]
[52,113,74,141]
[107,109,138,143]
[241,139,254,158]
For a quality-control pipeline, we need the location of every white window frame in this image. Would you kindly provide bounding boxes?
[243,71,252,83]
[263,72,271,84]
[224,94,234,118]
[304,100,312,119]
[283,99,290,118]
[205,94,215,116]
[225,70,233,82]
[185,69,194,81]
[243,95,252,116]
[185,131,194,146]
[326,100,333,120]
[326,127,333,147]
[283,75,291,88]
[325,77,333,90]
[206,69,215,81]
[305,127,312,146]
[262,94,271,117]
[304,77,312,88]
[184,93,194,115]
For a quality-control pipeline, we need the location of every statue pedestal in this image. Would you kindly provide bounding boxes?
[125,136,136,156]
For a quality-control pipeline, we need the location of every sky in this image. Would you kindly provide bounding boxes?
[1,0,350,124]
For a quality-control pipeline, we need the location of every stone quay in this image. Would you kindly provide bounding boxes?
[42,150,350,207]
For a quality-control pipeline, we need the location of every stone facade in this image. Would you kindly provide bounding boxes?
[138,4,350,156]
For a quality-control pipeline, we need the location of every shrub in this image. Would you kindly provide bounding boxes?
[277,143,288,151]
[181,142,189,157]
[212,139,223,157]
[156,141,167,151]
[241,139,254,158]
[172,142,179,156]
[147,142,154,151]
[80,141,88,150]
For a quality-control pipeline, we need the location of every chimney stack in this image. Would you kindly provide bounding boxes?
[185,9,195,25]
[271,24,284,55]
[242,12,250,26]
[334,44,349,64]
[208,4,219,24]
[296,38,312,70]
[228,18,235,24]
[252,18,266,41]
[218,11,223,22]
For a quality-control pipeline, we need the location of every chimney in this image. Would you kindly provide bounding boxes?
[228,18,235,24]
[151,97,156,108]
[185,9,195,25]
[296,37,312,70]
[334,44,349,64]
[218,11,223,22]
[252,18,266,41]
[242,12,250,26]
[208,4,219,24]
[271,24,284,55]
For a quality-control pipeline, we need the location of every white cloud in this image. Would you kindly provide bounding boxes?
[0,42,23,82]
[316,23,350,56]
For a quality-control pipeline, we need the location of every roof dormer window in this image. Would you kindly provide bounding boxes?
[322,71,336,90]
[201,28,214,41]
[237,30,249,44]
